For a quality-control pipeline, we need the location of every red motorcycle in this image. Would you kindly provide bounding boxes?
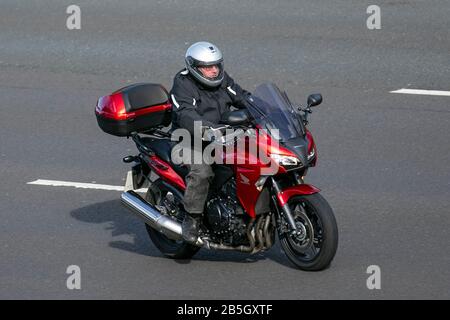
[95,82,338,271]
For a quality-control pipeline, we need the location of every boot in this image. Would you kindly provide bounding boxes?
[181,214,202,244]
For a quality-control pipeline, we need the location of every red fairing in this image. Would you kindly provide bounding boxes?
[258,128,299,175]
[232,128,303,218]
[235,167,262,218]
[148,155,186,191]
[96,92,172,121]
[230,129,282,218]
[276,184,321,206]
[306,128,317,167]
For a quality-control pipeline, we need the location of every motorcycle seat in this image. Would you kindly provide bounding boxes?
[140,137,189,178]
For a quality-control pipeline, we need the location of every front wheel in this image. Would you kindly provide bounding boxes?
[279,193,338,271]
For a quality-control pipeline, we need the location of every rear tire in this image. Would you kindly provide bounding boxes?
[279,193,338,271]
[145,180,200,259]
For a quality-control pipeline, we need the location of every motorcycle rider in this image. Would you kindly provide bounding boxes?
[170,41,250,244]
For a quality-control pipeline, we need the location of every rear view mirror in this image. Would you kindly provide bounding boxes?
[307,94,322,107]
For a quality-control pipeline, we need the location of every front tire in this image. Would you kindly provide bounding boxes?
[279,193,338,271]
[145,180,200,260]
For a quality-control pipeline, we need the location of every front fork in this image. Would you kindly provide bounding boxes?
[271,177,299,234]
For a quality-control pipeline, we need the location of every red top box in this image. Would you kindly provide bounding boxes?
[95,83,172,136]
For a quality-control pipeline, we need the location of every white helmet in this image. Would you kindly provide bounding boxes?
[185,41,224,88]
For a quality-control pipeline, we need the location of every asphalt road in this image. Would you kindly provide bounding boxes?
[1,0,449,299]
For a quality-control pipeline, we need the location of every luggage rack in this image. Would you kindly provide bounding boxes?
[128,127,172,156]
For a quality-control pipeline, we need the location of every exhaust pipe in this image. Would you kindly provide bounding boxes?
[121,190,183,241]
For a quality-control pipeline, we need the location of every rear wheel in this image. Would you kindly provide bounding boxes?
[145,180,200,259]
[279,193,338,271]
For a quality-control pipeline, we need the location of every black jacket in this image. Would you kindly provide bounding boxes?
[170,69,249,136]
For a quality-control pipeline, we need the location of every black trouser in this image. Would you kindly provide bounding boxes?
[181,148,215,215]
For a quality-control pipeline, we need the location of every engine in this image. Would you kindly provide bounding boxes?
[205,178,249,245]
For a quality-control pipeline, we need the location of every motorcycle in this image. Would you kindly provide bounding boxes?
[95,82,338,271]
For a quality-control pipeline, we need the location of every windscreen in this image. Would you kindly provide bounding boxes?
[246,83,304,141]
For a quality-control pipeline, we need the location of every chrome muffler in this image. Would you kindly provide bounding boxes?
[121,190,183,241]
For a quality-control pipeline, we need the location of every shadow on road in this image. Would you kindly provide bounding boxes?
[71,199,295,269]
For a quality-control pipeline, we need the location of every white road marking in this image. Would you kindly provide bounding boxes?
[27,179,147,193]
[390,89,450,96]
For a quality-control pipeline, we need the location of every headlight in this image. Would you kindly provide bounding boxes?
[307,148,315,161]
[270,154,300,166]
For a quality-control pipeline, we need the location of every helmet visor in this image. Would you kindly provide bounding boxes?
[195,62,224,81]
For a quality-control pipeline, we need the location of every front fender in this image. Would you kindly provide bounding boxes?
[277,184,321,206]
